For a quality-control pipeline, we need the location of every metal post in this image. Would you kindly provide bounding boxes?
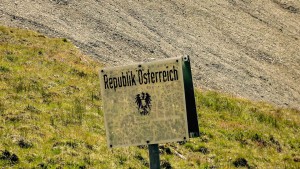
[148,144,160,169]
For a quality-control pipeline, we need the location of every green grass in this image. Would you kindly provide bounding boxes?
[0,25,299,168]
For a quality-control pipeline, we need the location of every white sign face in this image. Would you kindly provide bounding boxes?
[99,57,189,148]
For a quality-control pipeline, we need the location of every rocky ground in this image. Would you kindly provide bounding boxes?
[1,0,299,109]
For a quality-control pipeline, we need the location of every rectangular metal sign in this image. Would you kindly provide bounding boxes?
[99,56,199,148]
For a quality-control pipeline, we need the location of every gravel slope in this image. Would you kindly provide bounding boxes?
[1,0,299,109]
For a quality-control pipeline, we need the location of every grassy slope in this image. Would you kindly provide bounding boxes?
[0,26,299,168]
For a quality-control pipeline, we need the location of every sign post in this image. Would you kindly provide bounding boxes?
[99,56,199,168]
[149,144,160,169]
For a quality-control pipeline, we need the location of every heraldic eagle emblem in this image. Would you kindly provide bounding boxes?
[135,92,152,115]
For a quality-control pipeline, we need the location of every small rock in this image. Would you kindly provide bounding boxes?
[18,139,33,149]
[198,146,210,154]
[0,150,19,164]
[0,150,11,159]
[233,157,249,168]
[10,154,19,164]
[294,157,300,162]
[161,160,172,169]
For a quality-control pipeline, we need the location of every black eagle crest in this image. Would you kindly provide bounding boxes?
[135,92,152,115]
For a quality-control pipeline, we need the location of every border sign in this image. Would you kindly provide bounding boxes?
[99,56,199,148]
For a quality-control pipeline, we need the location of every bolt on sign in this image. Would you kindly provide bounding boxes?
[99,56,199,148]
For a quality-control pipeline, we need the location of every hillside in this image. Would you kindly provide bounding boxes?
[1,26,300,168]
[0,0,299,109]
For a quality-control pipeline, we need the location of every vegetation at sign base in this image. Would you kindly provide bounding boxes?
[0,25,299,168]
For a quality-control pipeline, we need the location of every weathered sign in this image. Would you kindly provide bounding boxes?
[99,56,199,148]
